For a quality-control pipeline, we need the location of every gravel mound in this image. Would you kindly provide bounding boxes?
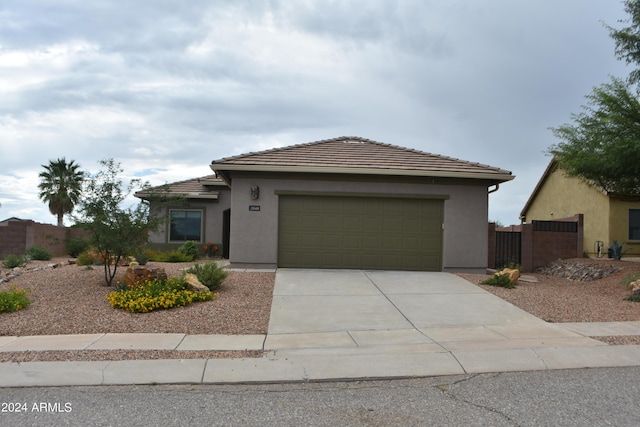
[537,259,621,281]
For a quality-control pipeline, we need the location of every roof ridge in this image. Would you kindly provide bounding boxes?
[210,136,514,180]
[213,136,378,163]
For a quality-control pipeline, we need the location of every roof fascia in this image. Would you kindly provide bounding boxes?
[135,192,219,201]
[519,159,558,221]
[210,164,514,183]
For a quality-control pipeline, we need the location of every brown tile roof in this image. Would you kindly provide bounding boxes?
[135,175,227,200]
[211,136,514,182]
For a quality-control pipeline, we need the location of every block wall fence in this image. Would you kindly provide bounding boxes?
[0,220,86,259]
[488,214,584,273]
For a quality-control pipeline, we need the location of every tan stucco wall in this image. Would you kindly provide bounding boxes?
[610,198,640,256]
[228,173,491,271]
[523,168,610,255]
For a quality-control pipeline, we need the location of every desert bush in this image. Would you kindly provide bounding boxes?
[177,241,199,261]
[66,237,89,257]
[622,272,640,287]
[481,273,516,289]
[76,250,101,266]
[184,262,229,291]
[24,245,52,261]
[144,249,191,263]
[0,287,31,313]
[164,251,193,263]
[2,254,26,269]
[106,277,215,313]
[133,248,148,266]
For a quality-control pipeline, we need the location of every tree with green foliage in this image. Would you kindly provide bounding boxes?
[75,159,164,286]
[549,77,640,194]
[607,0,640,85]
[549,0,640,195]
[38,158,84,226]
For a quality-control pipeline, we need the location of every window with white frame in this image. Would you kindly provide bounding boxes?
[630,209,640,240]
[169,209,203,242]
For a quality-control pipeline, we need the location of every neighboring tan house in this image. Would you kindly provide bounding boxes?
[520,160,640,257]
[138,136,514,272]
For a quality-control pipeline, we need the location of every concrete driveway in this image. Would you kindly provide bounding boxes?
[265,269,597,352]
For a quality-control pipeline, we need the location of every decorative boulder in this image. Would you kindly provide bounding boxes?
[497,268,520,285]
[122,266,167,287]
[630,280,640,295]
[184,273,210,293]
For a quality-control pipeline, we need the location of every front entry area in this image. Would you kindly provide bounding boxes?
[277,195,444,271]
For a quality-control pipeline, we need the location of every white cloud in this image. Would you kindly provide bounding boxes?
[0,0,632,225]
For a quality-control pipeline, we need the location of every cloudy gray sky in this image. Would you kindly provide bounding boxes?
[0,1,631,226]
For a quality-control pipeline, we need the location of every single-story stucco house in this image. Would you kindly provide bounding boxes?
[520,159,640,257]
[137,136,514,272]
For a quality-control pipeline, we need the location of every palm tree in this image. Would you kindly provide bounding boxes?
[38,158,84,226]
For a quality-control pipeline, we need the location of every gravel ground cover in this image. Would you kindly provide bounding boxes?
[0,258,274,362]
[458,258,640,323]
[1,257,640,362]
[458,257,640,346]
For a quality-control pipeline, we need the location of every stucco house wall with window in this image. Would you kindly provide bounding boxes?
[139,137,514,271]
[225,172,491,270]
[140,177,231,255]
[521,160,640,256]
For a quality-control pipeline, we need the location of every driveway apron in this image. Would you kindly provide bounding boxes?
[268,269,562,336]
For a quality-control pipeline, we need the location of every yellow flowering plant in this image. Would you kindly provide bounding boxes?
[106,277,216,313]
[0,286,31,313]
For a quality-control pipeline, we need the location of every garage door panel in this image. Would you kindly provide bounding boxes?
[278,195,443,271]
[341,234,362,249]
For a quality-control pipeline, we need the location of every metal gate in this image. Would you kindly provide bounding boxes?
[495,231,521,268]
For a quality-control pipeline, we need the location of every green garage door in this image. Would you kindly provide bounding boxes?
[278,195,444,271]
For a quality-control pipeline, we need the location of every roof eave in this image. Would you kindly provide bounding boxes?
[135,192,219,201]
[520,159,557,221]
[210,164,514,183]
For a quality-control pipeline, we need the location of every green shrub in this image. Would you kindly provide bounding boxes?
[626,294,640,302]
[144,249,166,262]
[164,250,193,263]
[177,241,199,261]
[2,254,26,269]
[185,262,229,291]
[66,238,89,257]
[622,272,640,287]
[24,245,52,261]
[77,250,100,266]
[0,287,31,313]
[134,248,148,266]
[106,277,215,313]
[481,273,516,289]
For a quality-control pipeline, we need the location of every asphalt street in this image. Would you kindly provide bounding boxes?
[1,366,639,426]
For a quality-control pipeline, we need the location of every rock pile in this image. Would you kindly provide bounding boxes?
[121,266,167,287]
[0,260,75,285]
[537,259,621,281]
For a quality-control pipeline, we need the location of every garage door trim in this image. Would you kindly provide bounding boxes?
[275,190,450,200]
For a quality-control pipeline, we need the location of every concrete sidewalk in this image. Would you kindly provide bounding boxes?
[2,326,640,387]
[3,269,640,387]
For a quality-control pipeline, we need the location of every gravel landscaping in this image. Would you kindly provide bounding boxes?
[0,258,274,362]
[458,257,640,347]
[1,256,640,362]
[458,258,640,323]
